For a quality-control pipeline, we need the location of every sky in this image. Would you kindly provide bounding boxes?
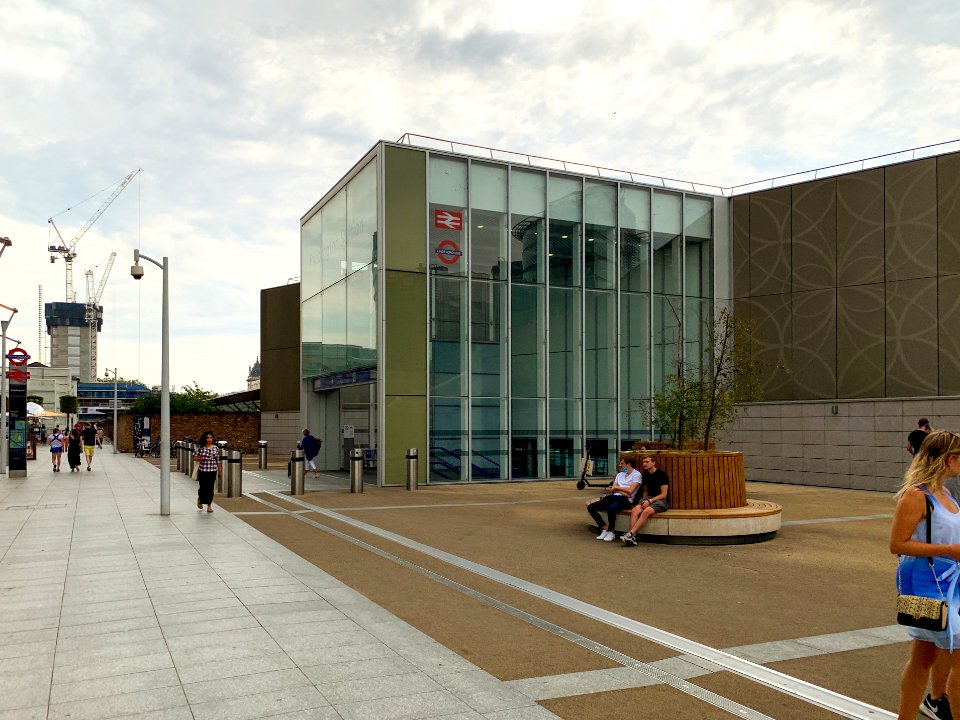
[1,0,959,394]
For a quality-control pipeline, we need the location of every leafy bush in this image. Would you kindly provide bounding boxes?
[128,382,218,415]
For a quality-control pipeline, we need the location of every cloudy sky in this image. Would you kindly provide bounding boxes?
[1,0,958,394]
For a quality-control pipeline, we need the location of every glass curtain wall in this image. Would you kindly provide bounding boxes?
[301,158,378,380]
[510,170,546,478]
[422,152,714,481]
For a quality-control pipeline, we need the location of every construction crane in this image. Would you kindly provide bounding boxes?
[48,168,141,302]
[84,253,116,380]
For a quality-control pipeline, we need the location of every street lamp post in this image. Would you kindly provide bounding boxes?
[0,304,18,476]
[131,250,170,515]
[104,367,119,454]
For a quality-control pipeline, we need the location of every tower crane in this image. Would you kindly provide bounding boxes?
[48,168,142,302]
[84,253,116,378]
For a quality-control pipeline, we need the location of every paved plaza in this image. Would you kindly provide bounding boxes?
[0,448,906,719]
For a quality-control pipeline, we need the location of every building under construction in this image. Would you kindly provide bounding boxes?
[44,301,102,383]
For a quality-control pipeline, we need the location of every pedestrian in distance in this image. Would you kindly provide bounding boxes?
[49,426,64,472]
[909,418,934,457]
[193,431,220,513]
[81,422,97,471]
[66,428,82,472]
[891,430,960,720]
[95,424,103,449]
[299,429,321,479]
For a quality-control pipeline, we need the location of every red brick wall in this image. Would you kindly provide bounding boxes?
[116,413,261,453]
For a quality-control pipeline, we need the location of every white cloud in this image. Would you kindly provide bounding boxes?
[1,0,958,393]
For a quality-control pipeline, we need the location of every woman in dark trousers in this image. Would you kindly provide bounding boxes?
[194,431,221,513]
[66,428,82,472]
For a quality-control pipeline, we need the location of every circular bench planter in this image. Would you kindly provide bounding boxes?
[591,450,782,544]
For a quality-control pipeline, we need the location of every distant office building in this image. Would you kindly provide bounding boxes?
[76,380,151,420]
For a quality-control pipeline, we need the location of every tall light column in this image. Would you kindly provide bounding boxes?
[131,251,170,515]
[0,304,18,476]
[105,367,119,454]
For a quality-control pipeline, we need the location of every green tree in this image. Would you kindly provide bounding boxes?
[647,307,763,450]
[59,395,79,427]
[699,307,763,449]
[128,382,218,415]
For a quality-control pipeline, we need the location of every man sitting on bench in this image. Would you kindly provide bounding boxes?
[587,457,641,541]
[621,455,669,546]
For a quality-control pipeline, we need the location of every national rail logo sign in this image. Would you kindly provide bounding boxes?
[434,240,463,265]
[434,209,463,231]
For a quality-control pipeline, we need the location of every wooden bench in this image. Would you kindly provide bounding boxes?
[586,499,782,545]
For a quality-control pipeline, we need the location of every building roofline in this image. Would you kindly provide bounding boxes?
[396,133,960,197]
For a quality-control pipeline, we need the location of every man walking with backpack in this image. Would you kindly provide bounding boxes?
[300,429,321,479]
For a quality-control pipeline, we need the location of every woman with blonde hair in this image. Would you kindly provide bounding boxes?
[891,430,960,719]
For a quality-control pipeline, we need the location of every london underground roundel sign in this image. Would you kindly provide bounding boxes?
[6,348,29,366]
[435,240,463,265]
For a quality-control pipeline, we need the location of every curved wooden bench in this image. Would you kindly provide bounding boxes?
[586,499,782,545]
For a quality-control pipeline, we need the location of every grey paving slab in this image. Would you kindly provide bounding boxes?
[0,705,48,720]
[333,690,473,720]
[52,651,175,684]
[58,615,159,639]
[318,672,444,705]
[175,651,299,684]
[0,651,54,674]
[161,612,262,639]
[181,667,313,704]
[47,685,188,720]
[189,685,329,720]
[49,667,182,704]
[299,656,420,685]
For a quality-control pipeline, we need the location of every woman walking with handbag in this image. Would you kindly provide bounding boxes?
[891,430,960,719]
[193,431,220,513]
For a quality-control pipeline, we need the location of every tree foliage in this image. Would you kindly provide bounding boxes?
[648,308,763,449]
[127,382,219,415]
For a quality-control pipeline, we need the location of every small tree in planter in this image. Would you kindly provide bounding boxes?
[700,307,763,449]
[648,308,762,450]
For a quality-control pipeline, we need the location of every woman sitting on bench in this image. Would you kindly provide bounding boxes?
[587,457,641,541]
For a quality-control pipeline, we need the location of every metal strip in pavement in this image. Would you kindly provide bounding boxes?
[263,490,894,720]
[781,514,893,526]
[243,492,773,720]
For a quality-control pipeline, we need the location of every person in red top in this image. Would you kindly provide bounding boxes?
[193,431,221,513]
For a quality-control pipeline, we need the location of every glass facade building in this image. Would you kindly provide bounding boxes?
[301,141,724,486]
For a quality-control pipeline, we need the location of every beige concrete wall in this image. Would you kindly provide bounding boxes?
[719,397,960,492]
[260,410,302,459]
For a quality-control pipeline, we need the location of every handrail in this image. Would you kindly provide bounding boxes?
[396,133,960,197]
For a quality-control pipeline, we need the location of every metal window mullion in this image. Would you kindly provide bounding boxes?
[506,165,513,481]
[465,158,472,483]
[648,190,655,440]
[544,171,551,478]
[580,177,587,466]
[424,152,432,486]
[377,145,387,488]
[681,192,687,379]
[615,181,622,456]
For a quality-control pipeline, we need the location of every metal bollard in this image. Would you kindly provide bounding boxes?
[174,441,181,472]
[349,448,364,493]
[405,448,418,491]
[181,443,190,474]
[291,449,305,495]
[258,440,268,470]
[217,441,228,493]
[226,450,242,498]
[187,443,196,477]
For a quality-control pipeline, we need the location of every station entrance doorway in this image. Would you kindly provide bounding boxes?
[308,382,377,478]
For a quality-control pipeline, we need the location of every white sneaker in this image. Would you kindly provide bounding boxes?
[602,530,615,541]
[596,529,608,539]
